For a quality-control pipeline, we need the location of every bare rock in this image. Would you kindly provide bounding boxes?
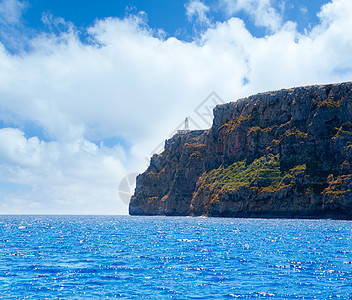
[129,82,352,219]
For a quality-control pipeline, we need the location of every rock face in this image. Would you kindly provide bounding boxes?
[129,82,352,219]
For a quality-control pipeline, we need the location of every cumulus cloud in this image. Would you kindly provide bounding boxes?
[0,0,352,214]
[0,128,127,214]
[185,0,211,26]
[220,0,282,32]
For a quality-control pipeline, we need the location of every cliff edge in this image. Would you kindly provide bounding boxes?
[129,82,352,219]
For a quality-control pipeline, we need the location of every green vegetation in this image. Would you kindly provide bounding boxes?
[336,122,352,137]
[197,154,306,201]
[184,142,206,148]
[147,167,166,179]
[184,142,206,162]
[284,128,308,139]
[267,127,307,150]
[323,174,352,200]
[188,151,204,161]
[333,122,352,145]
[247,126,261,135]
[219,114,252,134]
[317,95,343,108]
[247,125,277,136]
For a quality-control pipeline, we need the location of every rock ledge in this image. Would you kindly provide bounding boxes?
[129,82,352,219]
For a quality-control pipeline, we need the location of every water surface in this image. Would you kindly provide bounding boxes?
[0,216,351,298]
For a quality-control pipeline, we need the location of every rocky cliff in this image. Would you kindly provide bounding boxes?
[129,82,352,219]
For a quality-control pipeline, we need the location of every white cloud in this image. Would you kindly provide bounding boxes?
[220,0,282,32]
[0,0,28,51]
[0,128,128,214]
[0,0,26,25]
[317,0,352,30]
[0,0,352,214]
[0,128,43,167]
[185,0,211,26]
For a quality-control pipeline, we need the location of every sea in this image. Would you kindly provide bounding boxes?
[0,216,351,299]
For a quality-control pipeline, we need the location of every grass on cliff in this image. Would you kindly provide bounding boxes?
[197,154,306,199]
[323,174,352,199]
[334,122,352,139]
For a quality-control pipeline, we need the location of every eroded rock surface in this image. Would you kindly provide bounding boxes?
[129,82,352,219]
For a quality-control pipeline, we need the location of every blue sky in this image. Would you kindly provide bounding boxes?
[21,0,324,34]
[19,0,319,35]
[0,0,351,214]
[2,0,327,51]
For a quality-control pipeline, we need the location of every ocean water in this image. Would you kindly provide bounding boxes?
[0,216,351,299]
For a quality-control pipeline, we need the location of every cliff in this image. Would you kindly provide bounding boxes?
[129,82,352,219]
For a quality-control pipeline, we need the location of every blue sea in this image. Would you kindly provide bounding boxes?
[0,216,351,299]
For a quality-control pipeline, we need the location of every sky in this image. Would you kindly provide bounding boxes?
[0,0,351,215]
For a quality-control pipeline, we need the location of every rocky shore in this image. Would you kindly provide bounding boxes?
[130,82,352,219]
